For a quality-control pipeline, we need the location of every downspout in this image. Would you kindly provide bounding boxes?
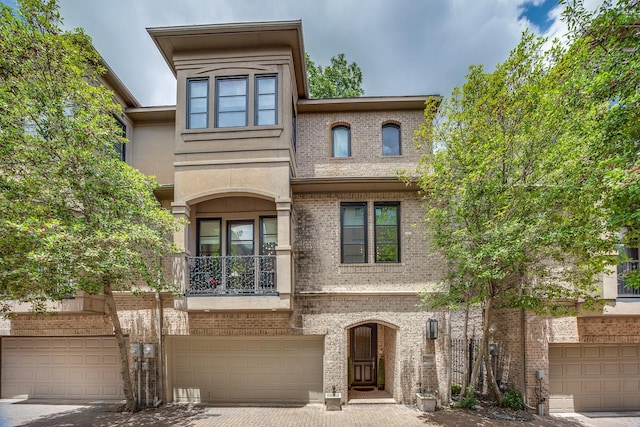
[155,291,164,406]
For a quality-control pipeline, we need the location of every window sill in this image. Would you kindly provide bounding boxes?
[338,263,405,274]
[181,125,283,142]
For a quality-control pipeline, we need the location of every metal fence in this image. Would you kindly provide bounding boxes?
[451,338,482,389]
[186,255,276,295]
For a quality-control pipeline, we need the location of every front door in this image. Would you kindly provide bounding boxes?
[351,324,377,386]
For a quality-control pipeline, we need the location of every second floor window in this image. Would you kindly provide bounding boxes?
[256,75,277,125]
[332,125,351,158]
[382,123,401,156]
[216,77,248,128]
[187,78,209,129]
[374,202,400,263]
[341,202,367,263]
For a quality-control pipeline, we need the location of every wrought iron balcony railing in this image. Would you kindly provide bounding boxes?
[186,255,276,296]
[618,260,640,297]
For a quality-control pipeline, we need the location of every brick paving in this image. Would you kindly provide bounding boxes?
[2,400,640,427]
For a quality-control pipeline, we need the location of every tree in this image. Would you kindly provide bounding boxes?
[305,53,364,98]
[411,32,613,402]
[0,0,180,411]
[560,0,640,288]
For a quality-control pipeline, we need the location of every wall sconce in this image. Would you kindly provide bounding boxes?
[426,318,438,340]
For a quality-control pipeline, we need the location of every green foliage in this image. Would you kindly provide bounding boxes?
[451,383,462,396]
[500,389,525,410]
[0,0,181,309]
[560,0,640,288]
[456,386,477,409]
[305,53,364,98]
[413,31,611,319]
[377,358,385,385]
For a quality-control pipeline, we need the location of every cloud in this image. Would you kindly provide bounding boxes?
[58,0,596,106]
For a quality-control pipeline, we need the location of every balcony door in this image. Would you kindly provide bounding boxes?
[351,324,377,386]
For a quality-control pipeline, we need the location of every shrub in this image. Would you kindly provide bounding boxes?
[457,386,478,409]
[451,383,462,396]
[501,389,525,411]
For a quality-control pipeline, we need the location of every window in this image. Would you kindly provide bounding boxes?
[260,217,278,255]
[332,125,351,157]
[256,75,277,125]
[618,244,640,296]
[216,77,248,128]
[341,203,367,263]
[375,202,400,263]
[187,78,209,129]
[382,123,400,156]
[228,220,254,255]
[113,117,126,161]
[292,101,297,151]
[197,219,221,256]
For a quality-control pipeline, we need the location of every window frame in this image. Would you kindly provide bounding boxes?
[374,202,400,263]
[332,125,351,158]
[259,216,278,256]
[215,76,249,128]
[113,117,126,161]
[196,218,222,257]
[186,78,209,129]
[255,75,278,126]
[340,202,368,264]
[227,219,255,256]
[382,123,401,156]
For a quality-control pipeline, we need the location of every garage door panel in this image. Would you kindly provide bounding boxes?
[169,336,323,404]
[565,364,581,375]
[621,346,638,357]
[550,344,640,413]
[1,337,123,400]
[583,363,601,375]
[583,346,600,358]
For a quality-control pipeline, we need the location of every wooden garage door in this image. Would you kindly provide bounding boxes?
[549,344,640,412]
[1,337,123,400]
[168,336,323,403]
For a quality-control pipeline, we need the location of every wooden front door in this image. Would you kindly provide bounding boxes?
[351,324,377,386]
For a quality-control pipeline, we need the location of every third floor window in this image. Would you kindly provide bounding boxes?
[216,77,248,128]
[186,74,279,130]
[332,125,351,158]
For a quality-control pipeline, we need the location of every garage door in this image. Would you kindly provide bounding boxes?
[168,336,323,403]
[1,337,123,400]
[549,344,640,412]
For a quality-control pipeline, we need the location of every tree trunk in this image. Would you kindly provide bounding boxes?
[461,294,470,393]
[104,283,137,412]
[485,345,503,402]
[469,295,494,393]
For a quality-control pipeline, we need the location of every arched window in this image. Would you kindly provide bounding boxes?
[382,123,401,156]
[332,125,351,157]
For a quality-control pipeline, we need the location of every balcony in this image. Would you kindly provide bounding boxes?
[618,260,640,297]
[186,255,276,296]
[175,254,291,311]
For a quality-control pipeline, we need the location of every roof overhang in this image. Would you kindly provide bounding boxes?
[291,177,418,193]
[297,95,441,113]
[147,20,308,98]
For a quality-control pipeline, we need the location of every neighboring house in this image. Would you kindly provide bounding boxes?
[0,20,638,414]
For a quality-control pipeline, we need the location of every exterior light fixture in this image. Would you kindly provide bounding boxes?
[426,318,438,340]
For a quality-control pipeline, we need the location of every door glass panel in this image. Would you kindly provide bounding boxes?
[260,217,277,255]
[228,221,254,255]
[198,219,221,256]
[354,326,372,359]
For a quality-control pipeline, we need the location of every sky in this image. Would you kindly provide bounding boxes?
[2,0,603,107]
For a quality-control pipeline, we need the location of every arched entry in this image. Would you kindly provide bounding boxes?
[346,321,397,399]
[351,323,377,386]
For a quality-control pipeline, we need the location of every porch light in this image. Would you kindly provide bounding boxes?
[426,318,438,340]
